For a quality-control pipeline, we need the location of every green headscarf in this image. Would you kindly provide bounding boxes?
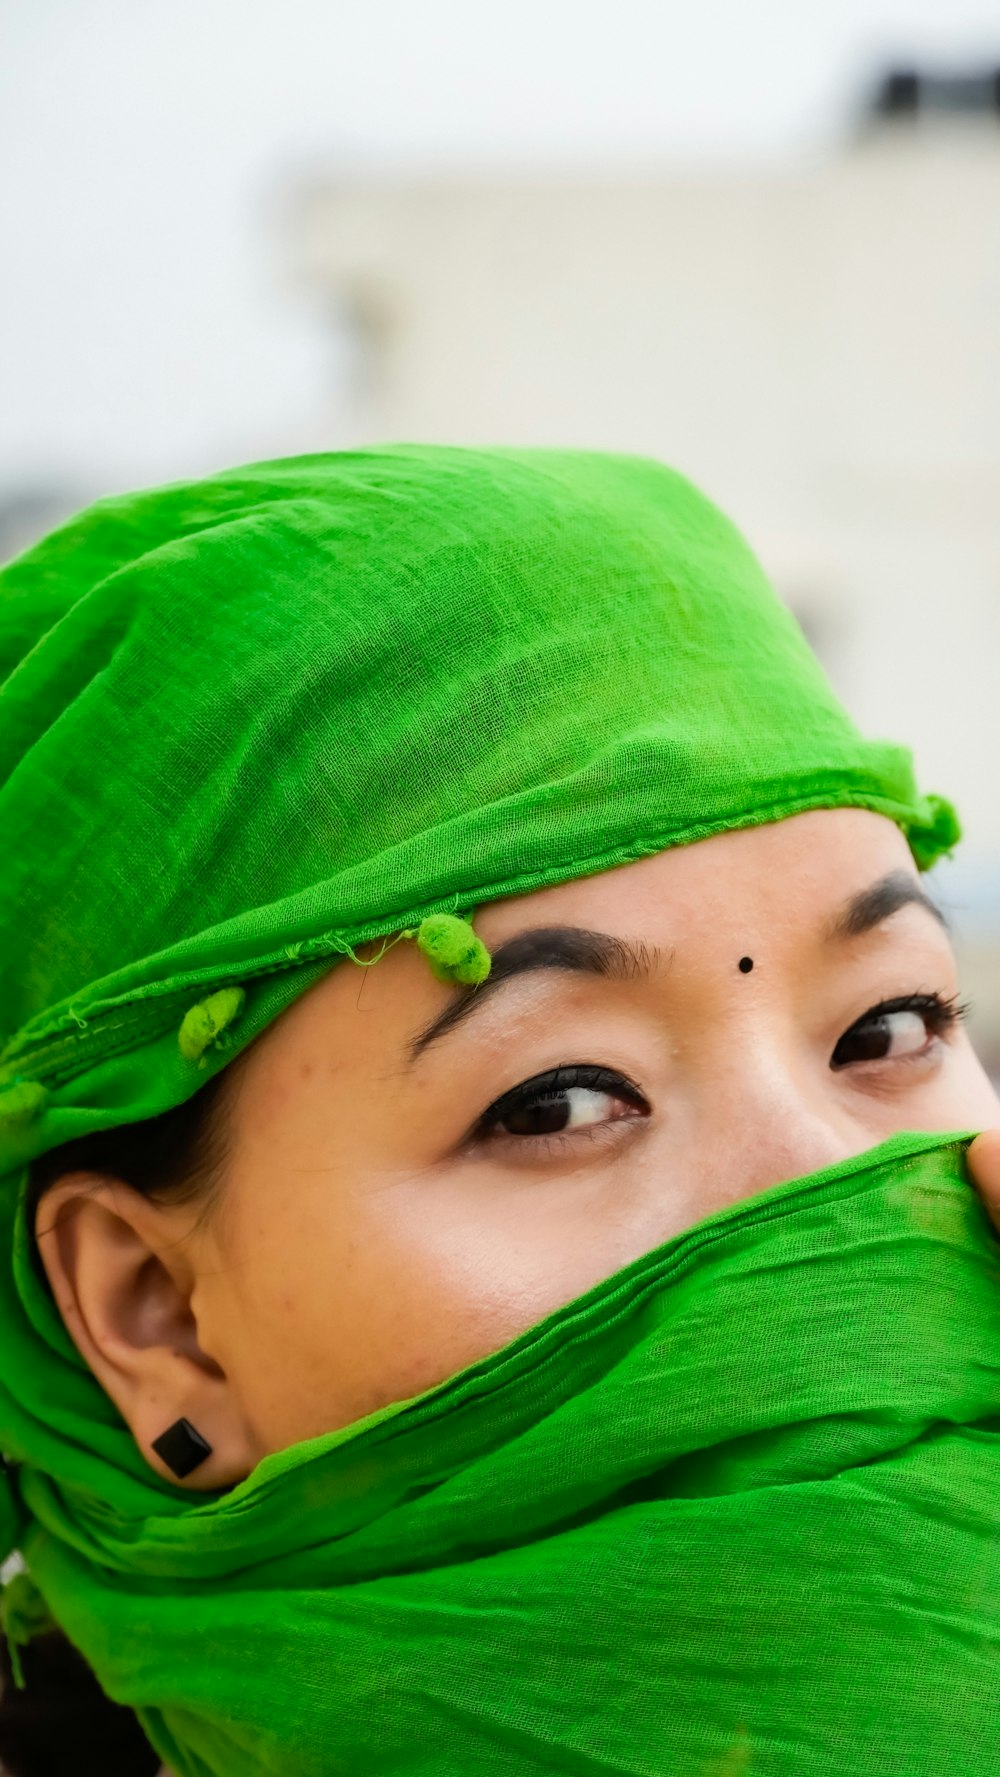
[2,446,993,1777]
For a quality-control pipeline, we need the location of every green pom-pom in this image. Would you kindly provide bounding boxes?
[178,986,246,1062]
[909,793,962,872]
[415,915,491,987]
[0,1080,48,1129]
[0,1568,54,1691]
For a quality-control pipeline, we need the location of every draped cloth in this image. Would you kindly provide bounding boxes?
[0,446,986,1775]
[11,1135,1000,1776]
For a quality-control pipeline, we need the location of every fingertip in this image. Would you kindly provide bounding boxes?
[967,1127,1000,1202]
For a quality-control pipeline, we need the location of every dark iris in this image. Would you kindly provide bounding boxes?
[478,1064,645,1140]
[833,1015,895,1065]
[502,1095,573,1136]
[830,994,954,1070]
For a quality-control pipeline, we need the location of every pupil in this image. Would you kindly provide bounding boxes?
[843,1017,891,1063]
[502,1095,570,1135]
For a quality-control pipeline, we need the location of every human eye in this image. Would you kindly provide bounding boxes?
[830,992,967,1070]
[471,1063,649,1148]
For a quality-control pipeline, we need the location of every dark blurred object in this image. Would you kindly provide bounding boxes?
[0,1629,159,1777]
[868,63,1000,124]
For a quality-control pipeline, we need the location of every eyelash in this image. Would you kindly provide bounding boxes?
[471,990,968,1151]
[469,1063,646,1159]
[829,991,966,1069]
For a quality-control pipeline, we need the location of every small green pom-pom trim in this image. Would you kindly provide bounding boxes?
[178,986,246,1062]
[0,1080,48,1128]
[909,793,962,872]
[0,1568,55,1691]
[415,915,491,986]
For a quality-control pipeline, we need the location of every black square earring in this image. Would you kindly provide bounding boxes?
[152,1417,213,1478]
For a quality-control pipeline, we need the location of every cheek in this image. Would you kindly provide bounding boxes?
[203,1179,411,1448]
[826,1034,1000,1151]
[203,1147,665,1453]
[197,1165,540,1452]
[908,1037,1000,1128]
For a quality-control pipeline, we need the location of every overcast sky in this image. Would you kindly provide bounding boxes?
[2,0,999,487]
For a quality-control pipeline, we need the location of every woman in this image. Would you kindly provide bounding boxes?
[1,445,999,1776]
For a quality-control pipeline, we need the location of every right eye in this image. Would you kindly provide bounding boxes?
[475,1064,648,1141]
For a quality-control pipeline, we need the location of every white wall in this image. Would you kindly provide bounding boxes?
[294,130,1000,871]
[293,127,1000,1058]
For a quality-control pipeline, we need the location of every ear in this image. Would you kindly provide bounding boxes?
[34,1173,260,1490]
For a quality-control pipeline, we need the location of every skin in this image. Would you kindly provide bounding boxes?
[35,807,1000,1491]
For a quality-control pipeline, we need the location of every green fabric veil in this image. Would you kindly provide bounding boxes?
[1,444,994,1776]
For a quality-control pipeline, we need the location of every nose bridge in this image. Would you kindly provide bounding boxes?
[694,1022,860,1202]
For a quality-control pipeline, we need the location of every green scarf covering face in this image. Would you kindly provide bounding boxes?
[0,445,989,1776]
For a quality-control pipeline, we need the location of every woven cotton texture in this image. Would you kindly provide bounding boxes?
[11,1135,1000,1777]
[0,445,984,1775]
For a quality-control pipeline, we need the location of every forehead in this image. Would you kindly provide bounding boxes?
[475,807,918,951]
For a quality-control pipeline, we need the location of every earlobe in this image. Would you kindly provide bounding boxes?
[34,1173,257,1489]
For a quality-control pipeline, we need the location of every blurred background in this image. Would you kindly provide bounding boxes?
[2,0,998,1073]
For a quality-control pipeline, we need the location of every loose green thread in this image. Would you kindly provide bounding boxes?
[344,934,401,968]
[342,914,492,986]
[175,924,491,1051]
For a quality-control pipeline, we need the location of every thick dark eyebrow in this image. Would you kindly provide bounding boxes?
[407,925,660,1061]
[407,876,944,1062]
[826,870,948,942]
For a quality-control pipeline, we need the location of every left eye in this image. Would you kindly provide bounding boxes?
[831,995,957,1069]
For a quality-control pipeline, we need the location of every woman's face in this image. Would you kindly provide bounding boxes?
[38,809,1000,1485]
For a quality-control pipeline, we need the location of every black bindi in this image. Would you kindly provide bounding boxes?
[738,956,754,974]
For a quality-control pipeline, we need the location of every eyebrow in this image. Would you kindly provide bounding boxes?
[406,871,947,1063]
[825,869,948,943]
[407,926,660,1060]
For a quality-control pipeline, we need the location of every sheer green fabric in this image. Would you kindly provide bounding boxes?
[13,1134,1000,1776]
[0,445,986,1775]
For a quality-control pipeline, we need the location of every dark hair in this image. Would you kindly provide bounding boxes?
[2,1071,233,1777]
[27,1065,235,1262]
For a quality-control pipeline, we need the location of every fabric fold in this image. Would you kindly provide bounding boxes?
[8,1134,1000,1776]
